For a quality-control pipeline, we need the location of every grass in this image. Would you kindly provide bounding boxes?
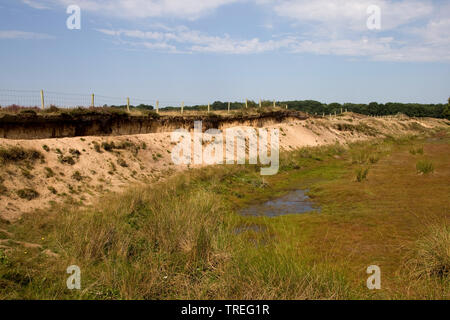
[416,160,434,174]
[356,167,369,182]
[407,223,450,279]
[0,130,449,299]
[410,146,424,155]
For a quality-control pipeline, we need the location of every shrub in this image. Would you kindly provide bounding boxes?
[93,142,102,153]
[42,145,50,152]
[17,188,39,200]
[47,186,57,195]
[117,158,128,168]
[0,184,7,195]
[71,171,83,181]
[21,169,34,180]
[59,156,75,165]
[101,142,115,152]
[0,146,43,164]
[45,167,55,178]
[356,167,369,182]
[416,160,434,174]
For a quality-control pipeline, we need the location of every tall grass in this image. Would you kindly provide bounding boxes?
[1,164,353,299]
[355,167,369,182]
[416,160,434,174]
[407,224,450,279]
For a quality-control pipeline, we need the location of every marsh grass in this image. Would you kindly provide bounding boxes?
[416,160,434,174]
[406,223,450,279]
[410,146,424,155]
[355,167,369,182]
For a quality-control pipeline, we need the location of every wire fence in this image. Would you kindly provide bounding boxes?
[0,89,200,110]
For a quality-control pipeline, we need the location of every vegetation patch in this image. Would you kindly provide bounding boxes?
[416,160,434,174]
[0,146,43,165]
[16,188,39,200]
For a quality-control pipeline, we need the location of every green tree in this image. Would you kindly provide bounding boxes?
[443,98,450,119]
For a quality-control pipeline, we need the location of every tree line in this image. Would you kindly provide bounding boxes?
[109,99,450,119]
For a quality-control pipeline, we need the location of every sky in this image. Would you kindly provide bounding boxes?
[0,0,449,106]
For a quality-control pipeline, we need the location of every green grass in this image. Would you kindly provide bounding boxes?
[416,160,434,174]
[356,167,369,182]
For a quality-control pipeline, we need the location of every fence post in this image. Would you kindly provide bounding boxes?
[127,97,130,112]
[245,99,248,109]
[259,99,261,108]
[40,90,45,109]
[156,100,159,113]
[207,103,210,113]
[91,94,95,107]
[273,100,275,108]
[228,102,230,113]
[181,101,184,114]
[286,105,288,109]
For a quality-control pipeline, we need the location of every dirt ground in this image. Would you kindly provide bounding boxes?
[0,113,448,222]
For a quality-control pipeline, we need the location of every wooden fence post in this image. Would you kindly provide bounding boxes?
[156,100,159,113]
[208,103,210,113]
[91,94,95,107]
[127,97,130,112]
[40,90,45,109]
[259,99,261,108]
[273,100,275,108]
[245,99,248,109]
[228,102,230,113]
[181,101,184,114]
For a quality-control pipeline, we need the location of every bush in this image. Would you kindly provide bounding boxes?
[71,171,83,181]
[59,156,75,165]
[0,184,7,195]
[416,160,434,174]
[0,146,43,165]
[45,167,55,178]
[17,188,39,200]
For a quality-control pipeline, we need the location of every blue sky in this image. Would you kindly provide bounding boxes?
[0,0,449,106]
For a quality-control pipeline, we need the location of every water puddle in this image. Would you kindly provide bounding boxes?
[238,189,320,217]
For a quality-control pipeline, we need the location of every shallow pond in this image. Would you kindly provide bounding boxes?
[238,189,320,217]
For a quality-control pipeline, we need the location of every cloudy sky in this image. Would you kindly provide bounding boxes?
[0,0,449,105]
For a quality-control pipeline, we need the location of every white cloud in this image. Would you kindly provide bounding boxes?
[98,26,297,54]
[273,0,433,31]
[24,0,240,19]
[21,0,50,10]
[0,30,54,40]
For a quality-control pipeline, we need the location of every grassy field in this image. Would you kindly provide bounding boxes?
[0,130,448,299]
